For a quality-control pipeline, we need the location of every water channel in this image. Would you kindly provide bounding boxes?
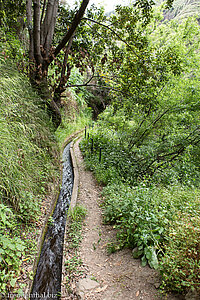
[31,143,74,300]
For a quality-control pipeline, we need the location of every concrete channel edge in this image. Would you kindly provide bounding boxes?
[61,135,82,298]
[26,129,83,299]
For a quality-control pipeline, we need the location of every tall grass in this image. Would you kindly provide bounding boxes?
[0,56,59,294]
[0,58,59,216]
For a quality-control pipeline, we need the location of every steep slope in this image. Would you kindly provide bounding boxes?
[0,56,59,295]
[162,0,200,22]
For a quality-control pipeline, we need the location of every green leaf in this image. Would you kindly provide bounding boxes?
[144,248,152,260]
[16,243,25,252]
[17,288,24,296]
[16,252,22,257]
[10,277,17,287]
[1,237,9,249]
[148,247,159,270]
[141,255,147,267]
[5,258,12,265]
[0,212,6,225]
[0,248,4,255]
[132,248,143,259]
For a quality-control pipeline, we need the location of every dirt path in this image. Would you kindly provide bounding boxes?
[64,139,182,300]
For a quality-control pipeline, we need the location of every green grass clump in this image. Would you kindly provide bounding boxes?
[67,205,87,249]
[64,205,87,293]
[56,110,92,147]
[0,57,59,293]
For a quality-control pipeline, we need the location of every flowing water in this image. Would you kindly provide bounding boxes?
[31,143,73,300]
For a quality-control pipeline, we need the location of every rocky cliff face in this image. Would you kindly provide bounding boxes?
[162,0,200,23]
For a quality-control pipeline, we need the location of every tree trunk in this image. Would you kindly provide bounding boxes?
[36,77,62,128]
[33,0,42,65]
[42,0,59,57]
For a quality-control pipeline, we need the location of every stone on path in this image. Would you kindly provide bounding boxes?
[76,277,100,298]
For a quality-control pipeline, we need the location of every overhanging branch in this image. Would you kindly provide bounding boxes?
[66,83,131,97]
[51,0,90,63]
[82,17,141,59]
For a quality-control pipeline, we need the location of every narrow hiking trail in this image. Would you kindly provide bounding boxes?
[62,139,182,300]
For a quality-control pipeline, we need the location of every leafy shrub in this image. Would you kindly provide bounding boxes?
[79,12,200,297]
[0,203,26,293]
[160,214,200,294]
[102,183,200,269]
[0,27,27,73]
[81,129,200,293]
[81,105,200,187]
[80,124,132,185]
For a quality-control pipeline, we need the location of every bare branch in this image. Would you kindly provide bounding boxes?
[142,127,200,176]
[40,0,46,26]
[33,0,42,64]
[40,0,47,44]
[65,83,130,96]
[41,0,54,45]
[41,0,59,55]
[129,107,173,150]
[53,34,76,106]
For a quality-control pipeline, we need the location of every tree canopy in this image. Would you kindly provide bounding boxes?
[17,0,176,127]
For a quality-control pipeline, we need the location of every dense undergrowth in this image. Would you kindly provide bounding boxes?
[80,115,200,295]
[0,32,94,292]
[80,70,200,296]
[0,57,60,294]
